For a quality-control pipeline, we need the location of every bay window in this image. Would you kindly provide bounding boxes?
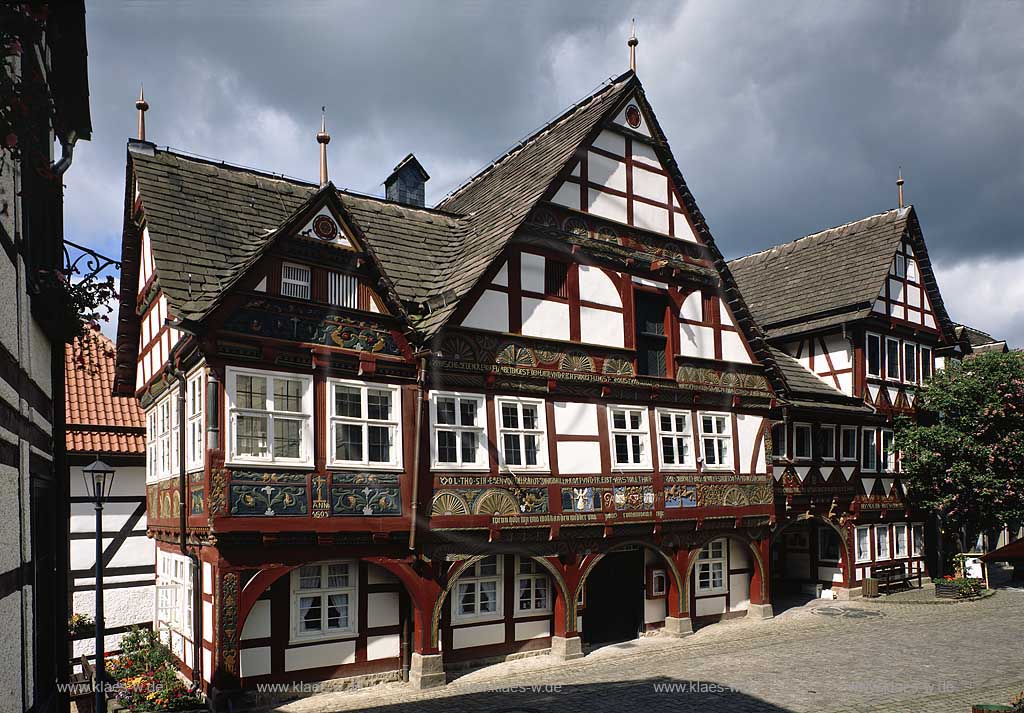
[291,561,357,641]
[515,557,551,614]
[699,412,733,470]
[656,409,695,469]
[431,392,488,469]
[496,397,547,471]
[226,367,313,466]
[696,540,727,594]
[329,380,402,469]
[608,405,651,469]
[185,373,204,471]
[454,556,502,621]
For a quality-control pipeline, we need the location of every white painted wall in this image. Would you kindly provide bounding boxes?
[514,619,550,641]
[579,306,624,347]
[521,298,570,341]
[577,265,621,307]
[556,442,602,474]
[285,640,357,672]
[461,289,509,333]
[735,414,765,475]
[453,622,506,649]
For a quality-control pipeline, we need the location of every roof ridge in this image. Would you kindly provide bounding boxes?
[730,206,909,266]
[437,70,634,208]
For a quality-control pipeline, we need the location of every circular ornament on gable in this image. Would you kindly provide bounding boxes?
[312,214,339,240]
[624,104,642,129]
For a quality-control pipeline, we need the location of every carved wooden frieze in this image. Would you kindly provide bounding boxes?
[229,483,308,516]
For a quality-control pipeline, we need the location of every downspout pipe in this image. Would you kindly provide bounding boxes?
[407,354,428,551]
[52,130,78,177]
[166,334,203,692]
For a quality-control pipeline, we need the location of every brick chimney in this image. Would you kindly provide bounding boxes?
[385,154,429,207]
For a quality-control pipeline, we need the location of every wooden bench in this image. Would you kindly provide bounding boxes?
[872,563,912,593]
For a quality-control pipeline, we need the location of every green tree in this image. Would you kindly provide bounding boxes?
[896,351,1024,553]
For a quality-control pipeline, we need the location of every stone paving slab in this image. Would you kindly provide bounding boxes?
[268,589,1024,713]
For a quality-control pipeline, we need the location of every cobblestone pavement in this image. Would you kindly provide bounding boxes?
[270,585,1024,713]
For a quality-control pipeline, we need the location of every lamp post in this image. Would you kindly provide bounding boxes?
[83,458,115,713]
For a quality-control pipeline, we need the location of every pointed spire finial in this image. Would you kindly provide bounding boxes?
[897,167,905,209]
[135,85,149,141]
[628,18,639,73]
[317,106,331,187]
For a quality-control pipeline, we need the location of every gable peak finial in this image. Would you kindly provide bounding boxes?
[135,85,149,141]
[628,18,639,73]
[897,166,905,209]
[317,106,331,186]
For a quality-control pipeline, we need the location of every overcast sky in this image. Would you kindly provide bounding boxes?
[67,1,1024,346]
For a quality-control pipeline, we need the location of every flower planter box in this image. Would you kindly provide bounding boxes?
[934,581,961,598]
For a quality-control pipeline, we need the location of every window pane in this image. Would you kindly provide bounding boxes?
[614,434,629,463]
[461,432,478,463]
[524,435,539,466]
[612,410,626,430]
[478,556,498,576]
[298,566,321,589]
[522,405,538,430]
[437,431,457,463]
[501,403,519,429]
[336,423,364,461]
[327,563,349,588]
[535,578,548,609]
[367,389,391,420]
[368,425,391,462]
[676,437,690,463]
[630,435,642,463]
[629,411,641,430]
[274,419,302,458]
[702,415,713,433]
[275,379,302,412]
[299,596,321,632]
[335,386,362,418]
[661,437,675,464]
[660,413,672,432]
[479,581,497,613]
[236,415,268,456]
[519,578,532,610]
[459,400,478,427]
[327,593,349,630]
[703,438,716,464]
[503,433,522,466]
[458,582,475,615]
[237,375,267,410]
[867,335,881,376]
[436,397,456,425]
[886,340,900,378]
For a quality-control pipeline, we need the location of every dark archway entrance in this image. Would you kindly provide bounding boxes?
[581,548,644,645]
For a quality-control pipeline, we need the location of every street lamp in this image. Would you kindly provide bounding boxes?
[83,458,115,713]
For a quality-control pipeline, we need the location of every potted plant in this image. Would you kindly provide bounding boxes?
[68,613,95,639]
[934,575,984,598]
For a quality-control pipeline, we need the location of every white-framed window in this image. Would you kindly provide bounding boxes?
[185,372,204,471]
[453,556,502,622]
[327,271,358,309]
[155,550,193,638]
[793,423,812,461]
[885,337,901,381]
[855,525,872,563]
[770,422,787,460]
[608,405,652,470]
[430,392,488,470]
[818,527,842,563]
[881,429,895,472]
[912,523,925,557]
[817,425,836,461]
[225,367,313,466]
[893,523,909,559]
[875,525,891,561]
[496,397,548,471]
[696,539,727,594]
[281,262,312,300]
[861,428,877,472]
[328,379,402,469]
[699,412,733,470]
[290,561,357,642]
[650,569,668,597]
[147,410,159,482]
[158,397,171,478]
[866,333,882,378]
[840,426,858,462]
[515,557,551,614]
[903,342,917,384]
[894,254,906,278]
[656,409,695,469]
[920,346,933,381]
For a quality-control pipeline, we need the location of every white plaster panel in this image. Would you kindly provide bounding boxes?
[614,101,651,136]
[680,291,702,323]
[240,646,272,678]
[907,286,921,308]
[818,566,843,583]
[592,129,626,156]
[203,562,213,595]
[719,300,736,327]
[72,587,153,631]
[551,181,581,211]
[570,162,580,178]
[0,256,18,357]
[577,265,621,307]
[556,441,602,474]
[837,372,854,394]
[587,151,626,192]
[366,633,401,660]
[721,331,752,364]
[521,298,570,341]
[461,289,508,333]
[679,323,715,360]
[924,314,936,329]
[514,619,550,641]
[520,252,547,294]
[632,166,667,202]
[203,601,213,643]
[553,402,599,436]
[644,597,666,624]
[367,564,398,586]
[632,201,670,235]
[285,639,356,672]
[631,140,660,169]
[240,600,271,640]
[729,537,749,564]
[728,574,750,611]
[587,188,627,224]
[367,591,400,628]
[889,279,905,302]
[735,414,764,475]
[580,306,624,348]
[202,649,212,682]
[492,261,509,287]
[695,595,727,617]
[889,303,905,320]
[452,622,506,649]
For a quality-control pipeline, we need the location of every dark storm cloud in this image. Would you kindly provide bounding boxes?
[68,1,1024,344]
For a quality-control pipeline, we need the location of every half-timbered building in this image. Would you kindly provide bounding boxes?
[113,66,813,704]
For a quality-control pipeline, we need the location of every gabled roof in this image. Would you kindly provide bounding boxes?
[768,347,874,415]
[728,208,912,339]
[129,145,469,323]
[955,324,1009,354]
[66,333,145,455]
